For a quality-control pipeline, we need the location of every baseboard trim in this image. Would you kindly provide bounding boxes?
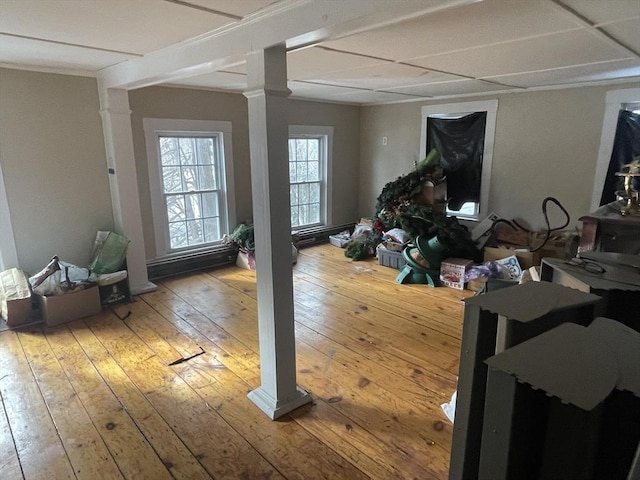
[147,246,238,281]
[146,223,354,280]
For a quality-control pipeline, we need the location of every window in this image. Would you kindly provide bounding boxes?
[420,100,498,221]
[144,119,235,257]
[288,126,333,229]
[592,89,640,211]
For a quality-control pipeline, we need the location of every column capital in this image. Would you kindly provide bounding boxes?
[245,44,289,94]
[243,87,292,99]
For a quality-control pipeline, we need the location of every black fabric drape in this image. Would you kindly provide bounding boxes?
[427,112,486,210]
[600,109,640,205]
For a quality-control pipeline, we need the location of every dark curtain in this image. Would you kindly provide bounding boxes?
[427,112,486,210]
[600,109,640,205]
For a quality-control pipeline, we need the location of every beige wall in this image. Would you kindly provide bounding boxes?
[287,98,361,227]
[128,86,252,260]
[129,86,361,260]
[3,66,634,272]
[0,68,113,274]
[359,81,640,230]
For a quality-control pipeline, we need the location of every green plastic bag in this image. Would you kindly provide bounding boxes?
[88,231,129,274]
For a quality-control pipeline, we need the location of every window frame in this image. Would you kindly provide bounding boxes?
[288,125,333,229]
[591,88,640,211]
[144,118,236,258]
[420,99,498,221]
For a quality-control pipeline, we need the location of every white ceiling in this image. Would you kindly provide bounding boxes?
[1,0,639,105]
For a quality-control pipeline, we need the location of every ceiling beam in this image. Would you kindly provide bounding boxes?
[97,0,475,90]
[548,0,640,59]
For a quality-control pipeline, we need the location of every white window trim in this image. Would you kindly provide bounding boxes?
[0,160,18,270]
[143,118,236,259]
[591,88,640,212]
[288,125,333,228]
[419,99,498,221]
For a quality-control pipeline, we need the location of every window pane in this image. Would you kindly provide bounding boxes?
[169,221,188,249]
[166,195,186,222]
[289,161,297,182]
[308,139,319,161]
[202,191,219,217]
[309,183,320,203]
[198,165,216,190]
[181,166,198,192]
[204,218,220,242]
[162,166,182,193]
[291,206,299,227]
[307,161,319,181]
[299,183,309,204]
[296,139,306,161]
[447,201,478,217]
[186,219,204,245]
[296,163,308,182]
[299,204,309,225]
[196,138,215,165]
[290,184,299,206]
[288,139,296,162]
[179,138,195,165]
[184,193,201,220]
[159,137,179,166]
[310,203,320,224]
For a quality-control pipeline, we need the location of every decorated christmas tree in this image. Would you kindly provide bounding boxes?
[346,149,481,261]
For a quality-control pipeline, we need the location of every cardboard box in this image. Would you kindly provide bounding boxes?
[415,180,447,206]
[0,268,32,327]
[440,258,474,289]
[483,246,541,269]
[37,286,101,326]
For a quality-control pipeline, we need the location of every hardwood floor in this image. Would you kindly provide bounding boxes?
[0,244,472,479]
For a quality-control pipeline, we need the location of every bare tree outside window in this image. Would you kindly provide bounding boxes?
[159,136,222,249]
[289,137,322,228]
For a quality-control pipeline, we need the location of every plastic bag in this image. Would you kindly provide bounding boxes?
[29,256,62,296]
[30,257,96,296]
[88,231,129,274]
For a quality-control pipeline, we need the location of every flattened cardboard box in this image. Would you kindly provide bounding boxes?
[0,268,32,327]
[37,286,101,326]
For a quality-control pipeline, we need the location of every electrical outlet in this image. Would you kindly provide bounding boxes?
[382,136,388,146]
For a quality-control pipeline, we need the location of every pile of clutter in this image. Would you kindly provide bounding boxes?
[0,231,129,328]
[330,214,578,293]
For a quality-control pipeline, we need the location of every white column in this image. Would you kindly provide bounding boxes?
[244,45,311,419]
[98,87,156,295]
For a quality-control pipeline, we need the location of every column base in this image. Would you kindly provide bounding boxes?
[248,385,313,420]
[130,280,157,296]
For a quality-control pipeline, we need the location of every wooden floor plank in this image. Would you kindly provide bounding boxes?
[291,249,469,337]
[125,297,374,480]
[292,336,452,479]
[159,264,453,479]
[0,243,465,480]
[122,290,261,386]
[86,310,283,480]
[0,330,75,480]
[0,385,22,480]
[65,322,214,480]
[17,328,127,480]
